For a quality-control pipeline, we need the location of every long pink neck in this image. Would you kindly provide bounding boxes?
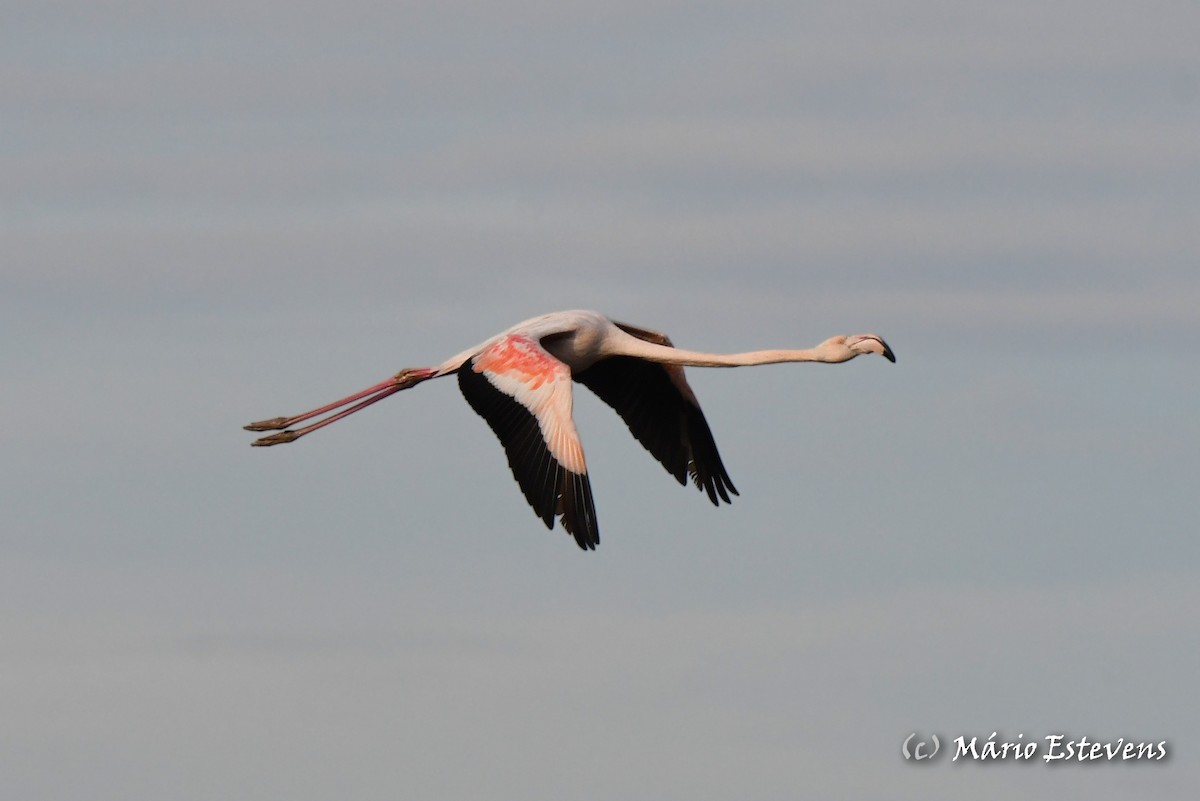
[614,336,833,368]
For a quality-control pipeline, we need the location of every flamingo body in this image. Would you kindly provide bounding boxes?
[246,309,895,550]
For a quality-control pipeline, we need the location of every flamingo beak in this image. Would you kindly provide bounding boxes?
[850,334,896,363]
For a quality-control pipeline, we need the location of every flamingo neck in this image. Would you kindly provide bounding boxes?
[615,336,836,368]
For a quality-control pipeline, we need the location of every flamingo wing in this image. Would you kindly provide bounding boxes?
[575,322,738,506]
[457,335,599,550]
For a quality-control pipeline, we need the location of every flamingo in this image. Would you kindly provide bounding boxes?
[246,309,895,550]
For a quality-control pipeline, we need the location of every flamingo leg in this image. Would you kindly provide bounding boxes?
[245,367,434,446]
[245,378,401,432]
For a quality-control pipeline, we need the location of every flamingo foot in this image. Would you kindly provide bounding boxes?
[244,417,292,432]
[251,430,301,446]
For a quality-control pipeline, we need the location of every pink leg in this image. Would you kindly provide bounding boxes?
[245,367,434,446]
[244,377,401,432]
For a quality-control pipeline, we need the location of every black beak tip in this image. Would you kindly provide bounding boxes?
[883,348,896,363]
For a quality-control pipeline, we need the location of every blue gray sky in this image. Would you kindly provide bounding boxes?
[4,2,1198,799]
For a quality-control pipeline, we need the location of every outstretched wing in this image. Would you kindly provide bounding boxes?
[575,322,738,505]
[457,335,599,550]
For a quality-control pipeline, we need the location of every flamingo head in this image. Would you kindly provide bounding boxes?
[819,334,896,363]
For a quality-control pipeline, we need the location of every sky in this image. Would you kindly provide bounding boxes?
[3,1,1199,798]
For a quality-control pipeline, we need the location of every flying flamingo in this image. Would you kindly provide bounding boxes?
[246,309,895,550]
